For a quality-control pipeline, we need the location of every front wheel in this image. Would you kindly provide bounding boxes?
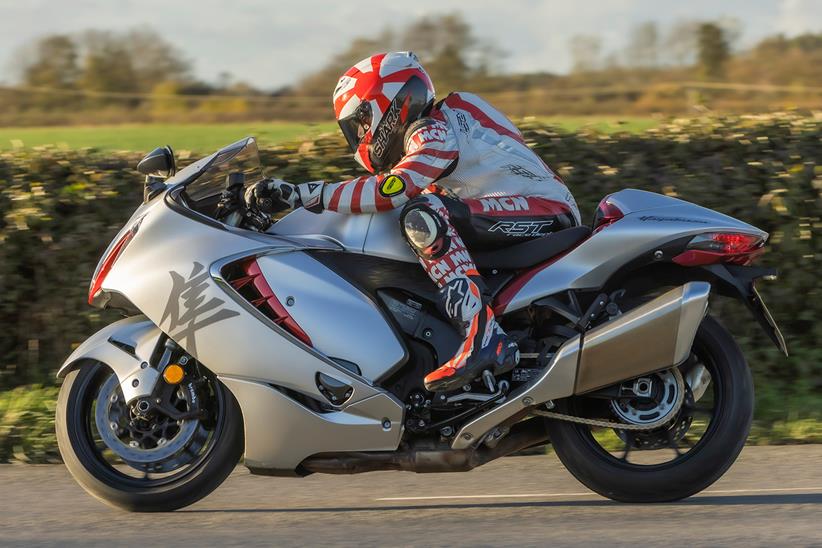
[56,360,243,512]
[546,315,754,502]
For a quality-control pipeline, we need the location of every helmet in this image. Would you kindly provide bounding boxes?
[333,52,435,173]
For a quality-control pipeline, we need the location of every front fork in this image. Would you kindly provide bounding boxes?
[57,316,169,404]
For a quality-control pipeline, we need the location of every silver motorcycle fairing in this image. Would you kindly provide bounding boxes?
[274,207,417,263]
[97,198,405,393]
[63,194,406,468]
[222,377,403,472]
[58,315,163,402]
[498,189,767,314]
[252,251,407,381]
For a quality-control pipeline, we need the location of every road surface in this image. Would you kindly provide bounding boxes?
[1,445,820,547]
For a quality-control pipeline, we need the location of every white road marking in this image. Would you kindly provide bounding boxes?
[701,486,822,495]
[375,486,822,502]
[377,493,595,501]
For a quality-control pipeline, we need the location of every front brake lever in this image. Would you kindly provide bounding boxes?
[215,191,239,221]
[241,208,272,232]
[216,172,246,222]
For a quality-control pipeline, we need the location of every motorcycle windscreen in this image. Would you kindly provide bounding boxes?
[181,137,265,217]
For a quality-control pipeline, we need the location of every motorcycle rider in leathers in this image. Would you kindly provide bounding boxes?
[244,52,581,393]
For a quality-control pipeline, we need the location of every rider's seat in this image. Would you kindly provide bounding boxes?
[472,226,591,270]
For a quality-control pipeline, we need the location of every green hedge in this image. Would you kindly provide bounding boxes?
[0,385,60,463]
[1,113,819,428]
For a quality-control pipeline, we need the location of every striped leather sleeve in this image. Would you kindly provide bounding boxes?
[321,115,459,214]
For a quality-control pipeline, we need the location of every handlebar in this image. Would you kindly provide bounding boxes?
[215,172,271,231]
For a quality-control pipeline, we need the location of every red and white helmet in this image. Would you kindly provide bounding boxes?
[333,52,435,173]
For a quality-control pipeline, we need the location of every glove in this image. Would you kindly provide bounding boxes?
[294,182,325,213]
[244,179,326,215]
[244,179,295,215]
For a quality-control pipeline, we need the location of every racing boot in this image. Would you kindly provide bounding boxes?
[423,276,520,393]
[400,193,520,392]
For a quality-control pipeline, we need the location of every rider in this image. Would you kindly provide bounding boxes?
[244,52,580,393]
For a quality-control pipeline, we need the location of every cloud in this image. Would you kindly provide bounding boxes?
[776,0,822,35]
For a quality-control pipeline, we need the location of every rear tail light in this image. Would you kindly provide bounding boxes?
[88,219,142,304]
[672,232,765,267]
[593,196,624,232]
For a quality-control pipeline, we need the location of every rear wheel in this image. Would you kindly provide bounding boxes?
[56,361,243,512]
[546,315,753,502]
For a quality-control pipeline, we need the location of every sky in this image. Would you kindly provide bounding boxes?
[1,0,821,89]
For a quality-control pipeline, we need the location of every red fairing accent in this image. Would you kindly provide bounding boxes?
[465,196,572,218]
[230,259,312,346]
[492,248,577,316]
[88,221,140,304]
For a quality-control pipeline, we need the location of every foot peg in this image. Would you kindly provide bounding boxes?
[482,370,496,392]
[443,377,509,404]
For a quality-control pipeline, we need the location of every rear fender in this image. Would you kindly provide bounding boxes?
[57,315,164,402]
[703,264,787,356]
[601,261,787,356]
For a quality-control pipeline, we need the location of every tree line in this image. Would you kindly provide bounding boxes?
[2,15,822,125]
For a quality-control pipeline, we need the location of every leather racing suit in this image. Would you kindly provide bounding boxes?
[262,92,580,392]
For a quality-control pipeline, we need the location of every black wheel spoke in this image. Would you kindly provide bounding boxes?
[619,438,632,462]
[565,321,745,480]
[666,430,684,457]
[684,402,714,417]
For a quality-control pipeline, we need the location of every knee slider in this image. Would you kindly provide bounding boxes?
[400,199,449,258]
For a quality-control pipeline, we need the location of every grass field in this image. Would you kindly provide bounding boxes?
[0,116,659,153]
[0,122,339,153]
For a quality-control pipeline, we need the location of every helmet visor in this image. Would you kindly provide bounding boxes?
[337,101,372,153]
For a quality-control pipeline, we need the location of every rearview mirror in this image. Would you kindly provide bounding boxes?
[137,146,177,177]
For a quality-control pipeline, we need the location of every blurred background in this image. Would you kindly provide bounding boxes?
[0,0,819,462]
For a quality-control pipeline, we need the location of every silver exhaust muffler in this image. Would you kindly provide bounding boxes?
[452,281,711,449]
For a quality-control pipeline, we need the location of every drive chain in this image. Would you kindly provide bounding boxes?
[532,367,686,431]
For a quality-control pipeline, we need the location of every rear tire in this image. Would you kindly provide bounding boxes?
[56,362,244,512]
[546,315,753,502]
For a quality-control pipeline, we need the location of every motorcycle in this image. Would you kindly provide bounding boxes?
[55,137,787,511]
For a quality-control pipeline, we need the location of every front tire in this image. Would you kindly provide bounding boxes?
[56,361,244,512]
[546,315,754,502]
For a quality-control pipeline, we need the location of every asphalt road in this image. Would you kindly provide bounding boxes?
[1,445,820,547]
